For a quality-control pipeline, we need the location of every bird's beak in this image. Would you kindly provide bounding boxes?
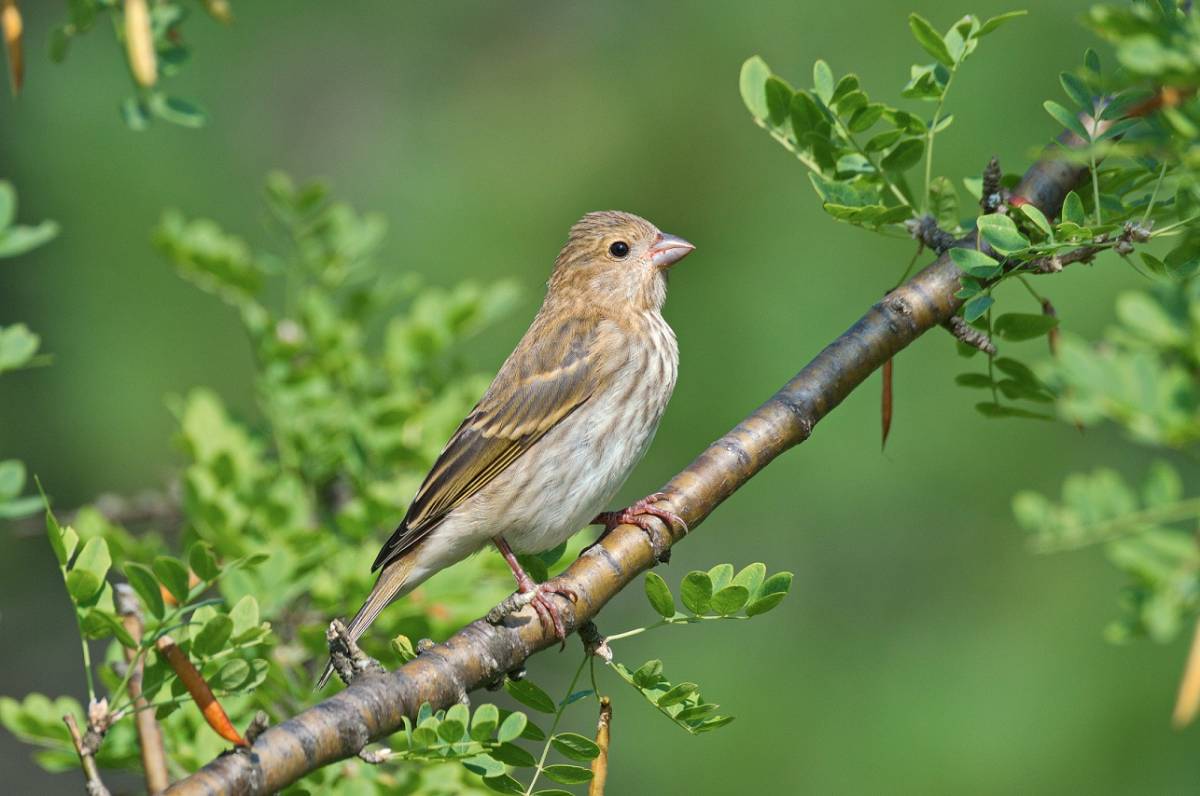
[650,232,695,270]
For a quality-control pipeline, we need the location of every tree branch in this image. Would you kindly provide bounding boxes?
[165,130,1090,795]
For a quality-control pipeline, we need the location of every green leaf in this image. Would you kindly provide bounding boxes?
[680,571,713,614]
[462,754,506,779]
[1043,100,1090,140]
[881,138,925,172]
[152,556,191,604]
[470,703,500,741]
[228,595,260,640]
[496,711,527,744]
[710,585,750,616]
[994,313,1059,341]
[976,10,1027,37]
[491,741,535,767]
[738,56,771,120]
[812,59,834,104]
[188,542,221,582]
[149,95,208,128]
[0,221,60,258]
[0,182,13,229]
[73,537,111,583]
[504,678,556,714]
[0,460,23,500]
[644,572,676,618]
[1019,204,1053,238]
[1062,191,1085,226]
[707,563,734,591]
[993,357,1040,387]
[908,14,955,67]
[124,563,164,620]
[764,76,794,127]
[482,774,526,795]
[551,732,601,761]
[1084,47,1101,75]
[120,97,151,131]
[949,248,1000,272]
[975,214,1029,254]
[962,295,994,323]
[0,324,40,374]
[955,373,994,388]
[80,610,137,648]
[438,715,467,744]
[65,569,102,603]
[746,572,793,616]
[193,615,233,657]
[656,682,699,708]
[975,402,1052,420]
[542,765,594,785]
[44,509,68,568]
[731,563,766,595]
[1059,72,1092,111]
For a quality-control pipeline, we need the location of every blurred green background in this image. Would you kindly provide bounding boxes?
[1,1,1194,793]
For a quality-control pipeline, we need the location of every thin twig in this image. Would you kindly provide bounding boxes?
[116,585,170,794]
[588,697,612,796]
[1173,617,1200,729]
[942,316,996,355]
[64,712,112,796]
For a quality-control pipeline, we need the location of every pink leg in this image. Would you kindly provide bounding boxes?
[591,492,689,537]
[493,536,577,646]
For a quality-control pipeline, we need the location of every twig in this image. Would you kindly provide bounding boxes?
[579,621,612,663]
[588,697,612,796]
[1173,617,1200,729]
[64,712,112,796]
[116,585,170,794]
[904,215,956,254]
[325,618,386,686]
[942,316,996,355]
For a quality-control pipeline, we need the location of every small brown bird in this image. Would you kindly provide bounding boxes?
[319,210,694,688]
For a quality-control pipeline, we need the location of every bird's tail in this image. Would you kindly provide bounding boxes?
[316,554,418,690]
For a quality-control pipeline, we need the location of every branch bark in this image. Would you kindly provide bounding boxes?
[165,134,1090,795]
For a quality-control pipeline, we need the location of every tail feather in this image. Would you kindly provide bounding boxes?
[316,555,418,690]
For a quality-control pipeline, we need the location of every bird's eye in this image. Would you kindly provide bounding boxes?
[609,241,630,258]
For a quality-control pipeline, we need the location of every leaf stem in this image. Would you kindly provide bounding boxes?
[1035,497,1200,553]
[1142,162,1169,225]
[523,654,589,796]
[924,65,958,214]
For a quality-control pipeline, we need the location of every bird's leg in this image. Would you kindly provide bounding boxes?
[492,536,577,647]
[591,492,689,539]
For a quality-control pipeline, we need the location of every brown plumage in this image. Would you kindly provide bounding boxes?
[319,210,694,689]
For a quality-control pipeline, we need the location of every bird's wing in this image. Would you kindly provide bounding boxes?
[372,312,613,571]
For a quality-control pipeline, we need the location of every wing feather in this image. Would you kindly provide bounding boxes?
[372,311,610,571]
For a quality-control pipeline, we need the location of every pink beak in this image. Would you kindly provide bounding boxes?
[650,232,695,269]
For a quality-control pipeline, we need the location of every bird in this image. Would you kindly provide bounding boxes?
[319,210,694,689]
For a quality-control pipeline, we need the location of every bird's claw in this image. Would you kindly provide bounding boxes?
[515,578,576,649]
[593,492,689,539]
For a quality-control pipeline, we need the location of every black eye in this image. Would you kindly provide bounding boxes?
[609,240,630,258]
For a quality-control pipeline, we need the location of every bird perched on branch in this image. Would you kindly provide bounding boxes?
[319,210,694,688]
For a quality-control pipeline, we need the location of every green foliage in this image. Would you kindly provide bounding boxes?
[1,175,540,794]
[49,0,227,130]
[740,11,1024,231]
[0,182,58,520]
[1014,462,1199,644]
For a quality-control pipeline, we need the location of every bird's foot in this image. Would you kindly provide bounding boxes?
[516,575,577,648]
[592,492,689,538]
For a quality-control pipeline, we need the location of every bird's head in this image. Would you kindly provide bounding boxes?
[549,210,694,311]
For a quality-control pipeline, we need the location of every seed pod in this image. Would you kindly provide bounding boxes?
[124,0,157,88]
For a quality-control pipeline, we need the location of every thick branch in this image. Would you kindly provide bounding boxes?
[166,134,1089,796]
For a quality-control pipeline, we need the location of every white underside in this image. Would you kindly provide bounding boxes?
[398,312,677,591]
